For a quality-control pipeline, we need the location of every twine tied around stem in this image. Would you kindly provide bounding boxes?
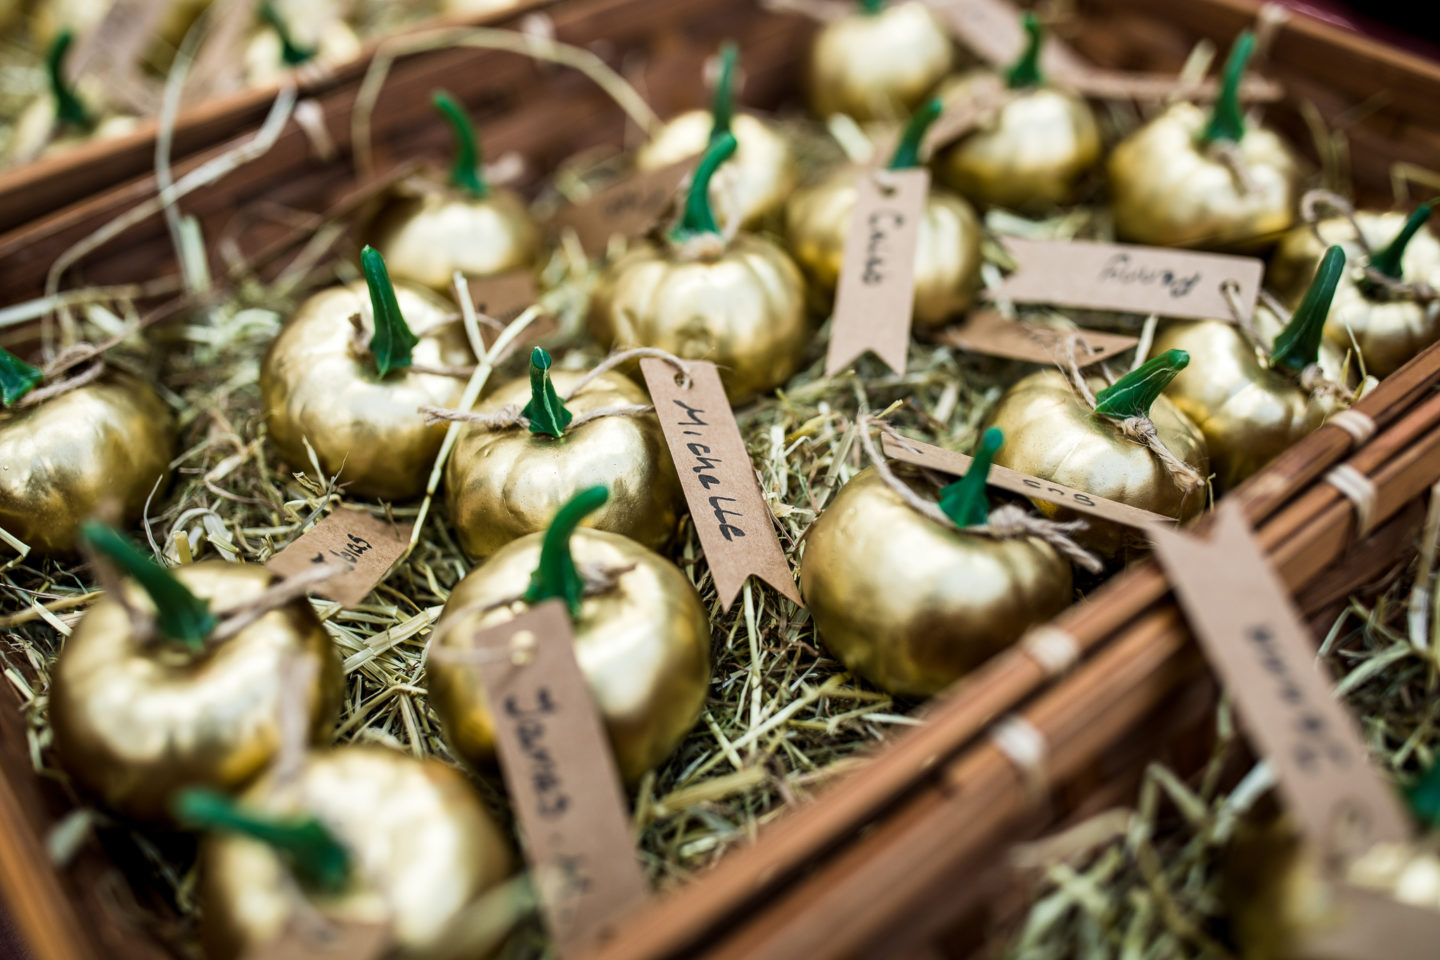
[1301,188,1439,303]
[1207,139,1260,197]
[1219,281,1356,403]
[347,311,475,378]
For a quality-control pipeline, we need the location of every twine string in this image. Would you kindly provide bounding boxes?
[1208,140,1259,197]
[1223,286,1356,403]
[1300,188,1438,302]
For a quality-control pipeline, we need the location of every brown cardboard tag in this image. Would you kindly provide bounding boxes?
[934,310,1137,367]
[551,156,697,255]
[466,600,649,955]
[825,169,930,376]
[467,269,539,324]
[185,0,256,100]
[1299,884,1440,960]
[926,0,1092,84]
[987,238,1264,322]
[1150,502,1413,865]
[881,433,1169,530]
[246,918,390,960]
[1066,70,1284,103]
[640,359,803,612]
[68,0,166,114]
[266,508,413,608]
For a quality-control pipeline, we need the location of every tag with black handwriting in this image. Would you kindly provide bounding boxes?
[935,310,1137,367]
[267,508,412,607]
[640,358,803,612]
[552,156,697,255]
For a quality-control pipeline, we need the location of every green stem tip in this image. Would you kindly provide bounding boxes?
[1200,30,1254,145]
[361,246,419,379]
[708,43,738,143]
[1004,12,1044,89]
[1368,204,1432,281]
[938,427,1003,529]
[1271,245,1345,372]
[1094,348,1190,420]
[858,0,886,13]
[79,522,218,650]
[432,90,489,199]
[259,2,317,66]
[175,789,350,895]
[47,29,93,131]
[888,97,942,170]
[671,131,737,243]
[0,347,43,408]
[1405,762,1440,828]
[521,347,574,438]
[523,486,609,620]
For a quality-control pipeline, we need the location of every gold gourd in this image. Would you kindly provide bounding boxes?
[243,0,362,88]
[370,92,540,293]
[933,15,1101,212]
[4,31,136,166]
[635,43,798,230]
[806,0,954,123]
[591,133,809,404]
[1270,204,1440,378]
[428,488,711,783]
[785,99,983,328]
[1109,32,1298,251]
[49,532,342,822]
[800,430,1072,697]
[260,247,475,501]
[31,0,210,67]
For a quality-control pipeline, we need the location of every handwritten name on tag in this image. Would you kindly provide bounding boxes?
[551,156,697,255]
[1151,503,1412,865]
[825,169,930,376]
[467,601,649,955]
[986,238,1264,321]
[247,919,390,960]
[640,359,803,612]
[267,508,412,607]
[935,310,1137,367]
[881,433,1169,530]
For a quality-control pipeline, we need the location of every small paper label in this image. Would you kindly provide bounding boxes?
[987,238,1264,321]
[1066,70,1284,103]
[881,433,1169,530]
[551,157,697,255]
[246,918,390,960]
[935,310,1137,367]
[185,0,256,99]
[825,169,930,376]
[69,0,165,114]
[1299,884,1440,960]
[467,270,539,324]
[927,0,1092,83]
[267,508,412,608]
[640,359,803,612]
[466,601,649,955]
[1150,503,1412,865]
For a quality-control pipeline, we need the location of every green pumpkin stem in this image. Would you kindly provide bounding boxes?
[708,43,738,143]
[1405,762,1440,827]
[361,246,419,379]
[259,2,317,66]
[1200,31,1253,145]
[79,522,218,650]
[1094,349,1190,420]
[938,427,1004,529]
[670,131,737,243]
[47,30,93,131]
[1004,13,1044,89]
[887,98,942,170]
[1271,245,1345,372]
[1368,204,1432,280]
[859,0,885,13]
[0,347,44,408]
[432,91,489,199]
[521,347,574,438]
[175,789,350,895]
[523,486,609,620]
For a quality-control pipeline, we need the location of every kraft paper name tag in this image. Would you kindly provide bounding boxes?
[1299,885,1440,960]
[881,433,1169,530]
[186,0,255,99]
[267,508,413,607]
[640,358,803,611]
[466,601,649,955]
[552,156,697,255]
[987,237,1264,321]
[1067,70,1283,103]
[468,269,539,324]
[935,309,1137,367]
[69,0,165,114]
[1150,503,1412,865]
[825,168,930,376]
[247,919,390,960]
[927,0,1091,84]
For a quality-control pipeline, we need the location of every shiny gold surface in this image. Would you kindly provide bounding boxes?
[588,234,809,404]
[446,370,682,559]
[369,187,540,293]
[1152,317,1345,493]
[934,73,1101,212]
[49,562,342,822]
[243,1,362,88]
[1271,212,1440,378]
[5,96,137,166]
[985,369,1208,553]
[784,168,982,327]
[0,374,174,555]
[806,1,954,122]
[260,281,475,501]
[427,528,711,783]
[200,746,514,960]
[800,466,1072,697]
[1108,103,1298,251]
